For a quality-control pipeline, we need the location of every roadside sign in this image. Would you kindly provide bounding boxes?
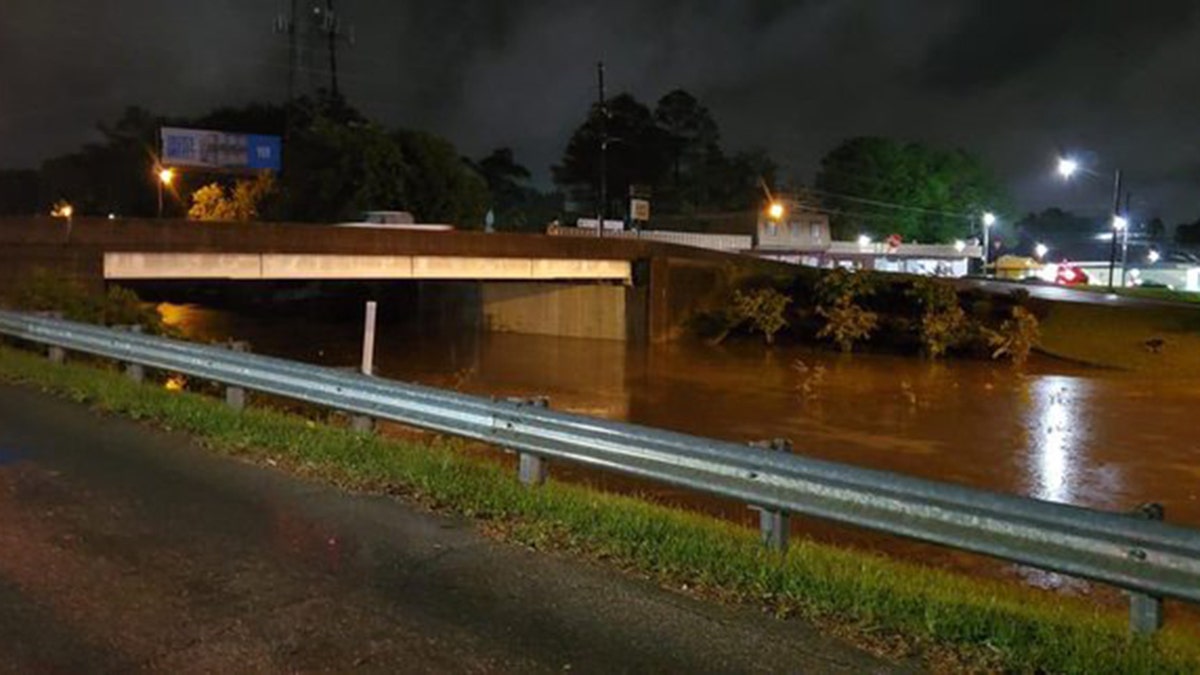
[630,198,650,222]
[161,127,282,172]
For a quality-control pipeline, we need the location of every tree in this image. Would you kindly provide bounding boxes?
[814,137,1007,243]
[0,170,39,215]
[654,90,722,211]
[394,130,488,227]
[553,93,670,215]
[188,173,276,221]
[1176,220,1200,246]
[282,116,410,222]
[39,106,167,217]
[474,148,531,227]
[1144,217,1167,243]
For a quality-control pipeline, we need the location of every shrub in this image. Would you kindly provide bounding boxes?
[907,278,970,358]
[731,287,791,345]
[815,269,879,352]
[986,306,1040,366]
[6,270,170,335]
[816,301,879,352]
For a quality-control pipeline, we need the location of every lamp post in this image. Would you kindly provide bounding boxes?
[981,211,996,275]
[1056,156,1125,291]
[157,167,175,218]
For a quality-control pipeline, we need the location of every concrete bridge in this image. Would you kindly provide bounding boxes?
[0,217,785,343]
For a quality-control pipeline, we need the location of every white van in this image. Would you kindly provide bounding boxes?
[336,211,454,231]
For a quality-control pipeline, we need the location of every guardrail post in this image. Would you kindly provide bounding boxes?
[37,312,65,363]
[511,397,550,486]
[117,325,145,383]
[224,340,249,411]
[750,438,793,552]
[1129,503,1165,635]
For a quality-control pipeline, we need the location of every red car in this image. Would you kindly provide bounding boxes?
[1055,262,1090,286]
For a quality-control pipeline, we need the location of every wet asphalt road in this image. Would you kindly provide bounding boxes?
[0,384,909,674]
[958,277,1195,308]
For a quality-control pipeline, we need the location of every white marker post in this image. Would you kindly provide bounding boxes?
[352,301,378,433]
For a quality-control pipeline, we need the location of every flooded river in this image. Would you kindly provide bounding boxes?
[158,300,1200,602]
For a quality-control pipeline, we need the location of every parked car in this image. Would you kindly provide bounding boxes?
[1055,262,1089,286]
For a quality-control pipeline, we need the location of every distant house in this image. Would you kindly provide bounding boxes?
[755,206,831,251]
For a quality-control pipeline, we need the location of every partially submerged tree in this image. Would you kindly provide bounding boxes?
[815,269,879,352]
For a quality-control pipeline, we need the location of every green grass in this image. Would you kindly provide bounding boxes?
[1,343,1197,673]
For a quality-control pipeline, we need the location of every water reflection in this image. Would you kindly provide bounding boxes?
[1024,376,1088,504]
[157,301,1191,533]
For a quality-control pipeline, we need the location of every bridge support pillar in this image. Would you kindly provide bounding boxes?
[482,282,628,341]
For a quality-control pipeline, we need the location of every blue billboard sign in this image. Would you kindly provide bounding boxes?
[160,127,282,172]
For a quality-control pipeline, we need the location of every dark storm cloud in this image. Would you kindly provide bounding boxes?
[922,1,1200,93]
[3,0,1199,220]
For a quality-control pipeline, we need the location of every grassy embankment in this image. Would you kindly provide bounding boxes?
[1035,298,1200,376]
[0,343,1197,673]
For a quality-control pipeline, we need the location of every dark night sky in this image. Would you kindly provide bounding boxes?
[3,1,1199,222]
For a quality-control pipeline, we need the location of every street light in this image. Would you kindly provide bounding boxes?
[1148,250,1161,264]
[981,211,997,275]
[1057,157,1079,179]
[767,201,786,221]
[1034,242,1049,260]
[1055,155,1125,291]
[857,234,872,247]
[157,167,176,218]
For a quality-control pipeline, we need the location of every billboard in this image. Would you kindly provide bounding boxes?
[160,127,282,172]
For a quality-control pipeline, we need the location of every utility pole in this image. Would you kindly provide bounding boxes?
[1107,169,1123,292]
[273,0,298,101]
[1120,190,1132,287]
[596,61,607,239]
[302,0,353,99]
[326,0,339,97]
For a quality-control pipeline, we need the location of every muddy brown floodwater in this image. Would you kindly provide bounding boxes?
[159,302,1200,611]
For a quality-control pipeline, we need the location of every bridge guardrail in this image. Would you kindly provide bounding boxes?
[0,308,1196,634]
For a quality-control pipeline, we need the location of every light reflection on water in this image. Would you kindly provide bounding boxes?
[1026,376,1089,504]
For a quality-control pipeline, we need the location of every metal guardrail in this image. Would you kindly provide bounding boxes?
[1,309,1197,634]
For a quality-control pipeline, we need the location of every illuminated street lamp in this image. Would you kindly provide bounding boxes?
[156,167,176,218]
[857,234,872,248]
[767,201,786,221]
[1056,155,1125,290]
[980,211,997,275]
[1034,242,1049,260]
[1057,157,1079,179]
[1148,249,1161,264]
